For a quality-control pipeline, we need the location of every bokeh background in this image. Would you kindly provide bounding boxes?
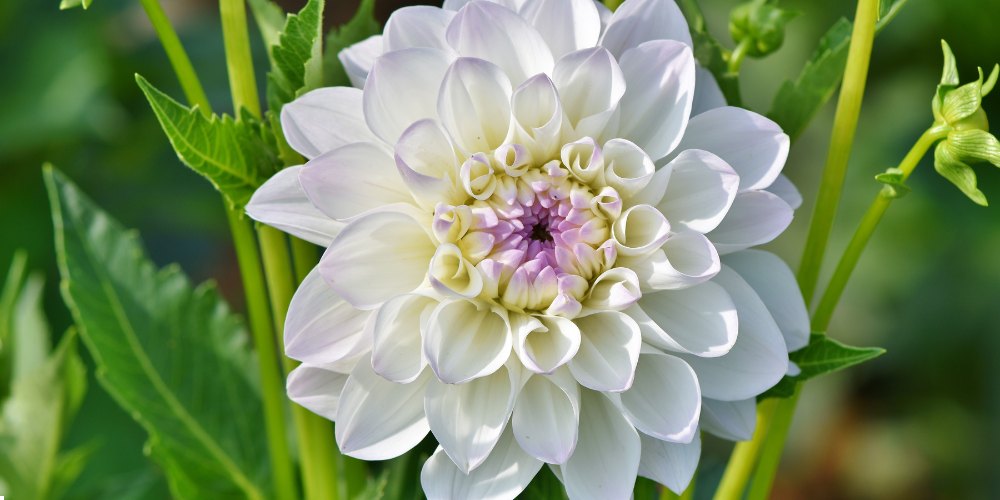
[1,0,997,498]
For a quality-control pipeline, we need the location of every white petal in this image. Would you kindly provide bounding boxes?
[562,391,640,500]
[363,47,452,144]
[614,352,700,443]
[691,65,726,116]
[394,119,465,209]
[616,40,695,161]
[612,204,671,257]
[765,173,803,209]
[619,231,720,291]
[285,267,371,364]
[701,397,756,441]
[421,426,542,500]
[339,35,383,88]
[443,0,528,11]
[511,74,566,160]
[600,0,692,57]
[724,250,809,352]
[638,431,701,494]
[514,314,581,374]
[708,191,793,254]
[425,366,516,473]
[299,142,413,221]
[446,0,554,85]
[372,294,437,383]
[552,47,625,139]
[429,243,484,298]
[603,138,656,199]
[286,363,348,421]
[425,299,512,384]
[633,279,737,357]
[246,166,343,246]
[280,87,379,159]
[519,0,601,59]
[583,267,642,312]
[437,57,513,154]
[335,358,430,460]
[677,266,789,401]
[318,208,436,309]
[657,149,739,234]
[569,311,641,392]
[674,106,790,192]
[513,370,580,464]
[383,6,456,52]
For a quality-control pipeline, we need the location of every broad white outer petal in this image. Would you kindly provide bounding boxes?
[319,208,436,309]
[443,0,528,12]
[657,149,739,233]
[364,48,452,144]
[438,57,513,154]
[425,299,512,384]
[519,0,601,59]
[616,40,695,161]
[372,294,436,383]
[701,397,756,441]
[619,231,720,291]
[300,142,413,221]
[395,119,464,209]
[286,364,348,421]
[339,35,383,88]
[677,267,789,401]
[384,6,455,52]
[692,65,726,116]
[569,311,641,392]
[600,0,692,57]
[246,166,342,246]
[446,1,554,86]
[513,370,580,464]
[675,106,790,192]
[638,431,701,494]
[552,47,625,139]
[425,366,516,473]
[634,279,737,357]
[708,191,793,254]
[562,391,641,500]
[335,359,430,460]
[421,426,542,500]
[285,268,370,363]
[514,315,581,374]
[766,174,803,209]
[614,351,700,443]
[724,250,809,351]
[280,87,378,159]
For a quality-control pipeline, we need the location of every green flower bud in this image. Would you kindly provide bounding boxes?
[729,0,798,59]
[933,41,999,127]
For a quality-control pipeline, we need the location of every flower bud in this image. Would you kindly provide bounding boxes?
[729,0,798,59]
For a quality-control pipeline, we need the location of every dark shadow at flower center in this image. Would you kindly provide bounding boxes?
[530,221,554,243]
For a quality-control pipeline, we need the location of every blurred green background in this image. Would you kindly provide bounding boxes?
[0,0,997,498]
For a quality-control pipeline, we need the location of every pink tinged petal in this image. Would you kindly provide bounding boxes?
[552,47,625,139]
[513,369,581,464]
[723,250,809,351]
[677,266,789,401]
[421,426,542,500]
[339,35,383,88]
[613,352,701,443]
[561,137,605,185]
[459,153,499,200]
[701,397,756,441]
[286,364,348,421]
[372,294,437,383]
[395,119,465,209]
[494,143,533,177]
[438,57,513,154]
[383,6,456,52]
[285,268,371,364]
[424,299,512,384]
[319,208,436,309]
[569,311,641,392]
[363,47,452,144]
[674,106,790,192]
[514,314,581,374]
[657,149,740,233]
[246,166,343,246]
[299,142,413,222]
[335,358,431,460]
[280,87,378,159]
[616,40,695,161]
[633,279,737,357]
[638,431,701,495]
[445,1,554,86]
[708,191,793,254]
[612,204,671,257]
[583,267,642,312]
[620,231,720,291]
[603,139,656,199]
[429,243,484,298]
[562,390,641,500]
[600,0,692,57]
[765,173,803,209]
[425,366,517,473]
[519,0,600,59]
[511,74,565,160]
[692,65,726,116]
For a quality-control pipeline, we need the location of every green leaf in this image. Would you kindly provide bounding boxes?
[58,0,92,10]
[45,167,271,499]
[136,75,280,210]
[323,0,380,87]
[247,0,287,54]
[934,142,988,206]
[0,251,29,400]
[267,0,325,112]
[761,334,885,399]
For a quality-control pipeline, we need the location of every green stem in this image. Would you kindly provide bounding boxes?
[219,0,260,117]
[727,38,752,76]
[290,236,318,283]
[713,398,779,500]
[137,0,211,113]
[745,388,800,500]
[796,0,881,305]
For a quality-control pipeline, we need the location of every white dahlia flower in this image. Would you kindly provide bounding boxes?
[247,0,809,497]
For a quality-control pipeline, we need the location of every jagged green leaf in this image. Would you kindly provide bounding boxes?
[267,0,325,111]
[762,334,886,399]
[247,0,286,54]
[934,142,988,206]
[45,167,271,499]
[136,75,280,210]
[323,0,380,87]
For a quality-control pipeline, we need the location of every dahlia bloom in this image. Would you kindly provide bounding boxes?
[247,0,808,497]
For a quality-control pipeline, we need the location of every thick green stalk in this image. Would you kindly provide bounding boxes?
[713,399,779,500]
[219,0,260,117]
[744,388,800,499]
[137,0,211,112]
